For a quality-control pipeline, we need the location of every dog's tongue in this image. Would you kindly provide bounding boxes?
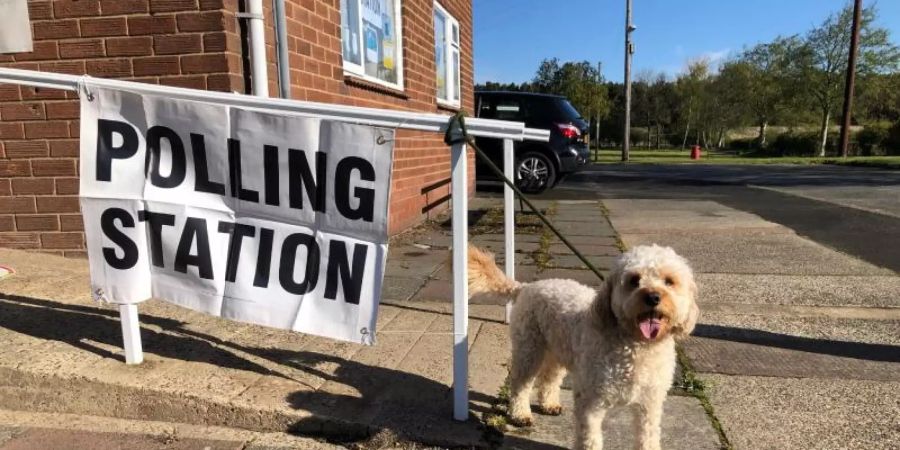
[639,317,661,340]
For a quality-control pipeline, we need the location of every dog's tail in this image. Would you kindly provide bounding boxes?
[468,245,521,300]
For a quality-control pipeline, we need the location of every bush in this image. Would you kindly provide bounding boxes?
[770,131,823,156]
[726,137,760,153]
[887,121,900,155]
[856,123,891,156]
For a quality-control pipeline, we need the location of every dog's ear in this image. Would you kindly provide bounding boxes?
[673,299,699,339]
[592,279,616,328]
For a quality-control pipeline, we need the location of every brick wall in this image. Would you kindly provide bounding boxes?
[256,0,475,234]
[0,0,474,255]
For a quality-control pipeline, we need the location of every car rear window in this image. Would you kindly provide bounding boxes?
[552,98,583,122]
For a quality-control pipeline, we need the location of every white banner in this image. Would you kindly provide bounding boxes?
[79,85,394,344]
[0,0,33,54]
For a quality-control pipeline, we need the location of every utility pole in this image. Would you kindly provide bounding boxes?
[839,0,862,158]
[596,61,602,161]
[622,0,635,162]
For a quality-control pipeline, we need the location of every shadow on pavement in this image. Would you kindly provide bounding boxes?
[0,294,274,376]
[695,323,900,363]
[0,294,498,446]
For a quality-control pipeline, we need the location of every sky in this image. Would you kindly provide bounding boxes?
[473,0,900,84]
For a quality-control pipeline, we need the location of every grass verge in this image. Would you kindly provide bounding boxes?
[591,149,900,169]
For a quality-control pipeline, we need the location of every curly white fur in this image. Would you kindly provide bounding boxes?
[469,244,699,450]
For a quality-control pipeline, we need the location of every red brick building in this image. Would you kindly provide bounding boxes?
[0,0,474,257]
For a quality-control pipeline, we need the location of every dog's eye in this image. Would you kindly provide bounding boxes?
[665,277,675,287]
[628,275,641,288]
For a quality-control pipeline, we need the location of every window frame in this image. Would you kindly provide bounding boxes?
[433,2,461,107]
[341,0,405,91]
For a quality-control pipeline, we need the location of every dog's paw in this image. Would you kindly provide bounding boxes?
[508,414,534,427]
[537,403,563,416]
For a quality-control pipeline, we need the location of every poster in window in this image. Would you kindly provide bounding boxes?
[434,12,447,99]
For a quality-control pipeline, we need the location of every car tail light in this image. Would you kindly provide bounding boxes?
[556,123,580,140]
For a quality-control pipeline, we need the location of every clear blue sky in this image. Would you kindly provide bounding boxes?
[473,0,900,84]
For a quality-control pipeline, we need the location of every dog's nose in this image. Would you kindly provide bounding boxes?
[644,292,661,307]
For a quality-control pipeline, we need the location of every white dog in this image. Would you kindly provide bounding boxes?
[468,244,699,450]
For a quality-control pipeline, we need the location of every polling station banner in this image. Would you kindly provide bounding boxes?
[79,84,393,344]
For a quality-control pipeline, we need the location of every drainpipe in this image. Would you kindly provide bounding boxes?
[240,0,269,97]
[273,0,291,99]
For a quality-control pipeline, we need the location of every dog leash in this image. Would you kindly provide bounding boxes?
[445,112,606,283]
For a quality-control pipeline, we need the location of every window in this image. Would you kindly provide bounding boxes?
[434,3,460,106]
[495,99,524,121]
[340,0,403,89]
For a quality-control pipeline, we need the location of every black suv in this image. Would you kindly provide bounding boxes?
[474,91,590,193]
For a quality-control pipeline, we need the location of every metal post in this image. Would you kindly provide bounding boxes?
[247,0,269,97]
[119,304,143,364]
[503,138,515,324]
[622,0,634,162]
[839,0,863,158]
[451,141,469,421]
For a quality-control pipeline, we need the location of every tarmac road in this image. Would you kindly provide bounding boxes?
[484,162,900,272]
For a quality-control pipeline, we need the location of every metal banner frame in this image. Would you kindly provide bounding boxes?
[0,67,549,421]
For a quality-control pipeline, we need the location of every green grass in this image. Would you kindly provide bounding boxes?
[591,148,900,169]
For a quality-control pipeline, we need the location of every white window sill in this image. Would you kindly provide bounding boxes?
[342,69,404,93]
[437,99,461,111]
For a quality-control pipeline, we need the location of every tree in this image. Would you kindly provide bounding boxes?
[734,36,803,146]
[797,3,900,156]
[525,59,611,140]
[674,59,711,148]
[529,59,609,121]
[705,60,752,148]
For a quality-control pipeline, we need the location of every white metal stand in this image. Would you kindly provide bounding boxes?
[503,138,515,324]
[119,304,143,364]
[451,141,469,421]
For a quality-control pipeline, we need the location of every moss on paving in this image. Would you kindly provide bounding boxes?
[597,202,628,254]
[531,203,557,270]
[675,347,734,450]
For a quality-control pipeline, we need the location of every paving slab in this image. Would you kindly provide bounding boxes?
[695,309,900,346]
[0,427,20,446]
[0,409,340,450]
[548,235,619,247]
[548,221,617,237]
[684,333,900,382]
[501,392,720,450]
[547,243,620,257]
[1,428,244,450]
[702,374,900,450]
[604,199,786,234]
[380,275,426,302]
[470,233,542,244]
[619,231,893,275]
[697,273,900,308]
[544,254,616,270]
[469,240,541,255]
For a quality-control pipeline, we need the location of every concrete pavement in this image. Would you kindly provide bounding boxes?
[604,197,900,450]
[0,197,724,449]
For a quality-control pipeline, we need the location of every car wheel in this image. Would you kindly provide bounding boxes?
[516,152,556,194]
